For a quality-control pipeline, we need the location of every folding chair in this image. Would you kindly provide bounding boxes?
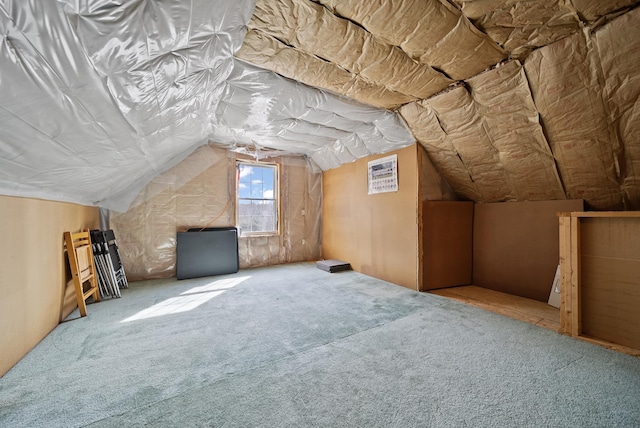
[90,229,120,298]
[64,229,101,317]
[104,229,128,290]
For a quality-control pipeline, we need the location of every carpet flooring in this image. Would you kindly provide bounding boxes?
[1,263,639,427]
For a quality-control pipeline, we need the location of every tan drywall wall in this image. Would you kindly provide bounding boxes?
[322,145,419,290]
[0,195,98,377]
[473,199,583,302]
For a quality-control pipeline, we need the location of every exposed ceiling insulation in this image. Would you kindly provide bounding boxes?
[211,61,415,172]
[237,0,639,209]
[523,31,623,209]
[0,0,639,211]
[401,61,565,204]
[400,7,640,211]
[236,0,504,109]
[0,0,413,210]
[454,0,582,58]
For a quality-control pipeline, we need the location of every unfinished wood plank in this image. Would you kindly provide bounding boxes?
[536,318,562,331]
[430,285,560,331]
[417,147,424,293]
[571,211,640,218]
[570,215,581,337]
[558,214,572,335]
[577,335,640,358]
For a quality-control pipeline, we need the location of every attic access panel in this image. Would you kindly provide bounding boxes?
[176,228,239,280]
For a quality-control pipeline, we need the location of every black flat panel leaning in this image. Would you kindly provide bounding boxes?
[176,227,239,280]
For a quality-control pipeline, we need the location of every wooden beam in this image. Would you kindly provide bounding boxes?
[558,214,572,335]
[570,211,640,218]
[570,215,581,337]
[578,335,640,358]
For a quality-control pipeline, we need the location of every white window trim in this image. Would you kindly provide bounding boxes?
[236,160,280,237]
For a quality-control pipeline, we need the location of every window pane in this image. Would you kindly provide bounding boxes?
[237,200,277,233]
[250,177,263,198]
[238,182,250,199]
[255,200,275,230]
[262,173,274,198]
[238,165,251,194]
[238,165,276,200]
[237,199,251,231]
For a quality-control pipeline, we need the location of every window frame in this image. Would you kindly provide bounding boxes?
[235,160,281,237]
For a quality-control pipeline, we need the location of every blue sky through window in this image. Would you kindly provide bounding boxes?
[238,164,275,200]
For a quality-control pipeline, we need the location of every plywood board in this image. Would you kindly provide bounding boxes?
[422,201,473,291]
[0,195,98,376]
[430,285,560,331]
[473,199,584,302]
[580,217,640,350]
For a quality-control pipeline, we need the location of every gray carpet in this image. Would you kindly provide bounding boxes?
[1,262,639,427]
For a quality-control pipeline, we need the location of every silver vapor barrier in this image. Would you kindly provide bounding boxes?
[0,1,414,212]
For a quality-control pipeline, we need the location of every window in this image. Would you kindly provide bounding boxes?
[236,161,279,236]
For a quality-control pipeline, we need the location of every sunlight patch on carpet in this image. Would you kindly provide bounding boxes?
[121,276,250,322]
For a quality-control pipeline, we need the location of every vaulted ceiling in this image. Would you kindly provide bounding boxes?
[0,1,638,210]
